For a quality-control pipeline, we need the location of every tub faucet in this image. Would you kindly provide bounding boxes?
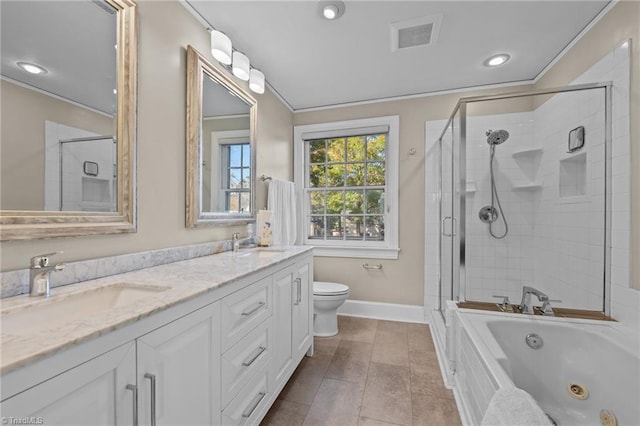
[29,252,65,297]
[519,286,549,314]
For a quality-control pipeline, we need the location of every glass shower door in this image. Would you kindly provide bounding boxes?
[439,125,454,313]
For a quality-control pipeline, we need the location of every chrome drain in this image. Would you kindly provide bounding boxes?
[525,333,543,349]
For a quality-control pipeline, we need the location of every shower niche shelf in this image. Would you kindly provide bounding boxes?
[559,152,587,198]
[512,147,543,158]
[512,181,543,191]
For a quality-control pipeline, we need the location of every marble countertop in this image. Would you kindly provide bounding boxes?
[0,246,312,374]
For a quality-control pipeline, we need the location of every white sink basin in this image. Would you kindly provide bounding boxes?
[1,283,169,335]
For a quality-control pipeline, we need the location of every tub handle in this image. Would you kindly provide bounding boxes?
[492,295,512,312]
[540,299,562,316]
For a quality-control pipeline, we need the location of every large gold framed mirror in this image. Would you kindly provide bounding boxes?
[0,0,137,240]
[186,45,257,228]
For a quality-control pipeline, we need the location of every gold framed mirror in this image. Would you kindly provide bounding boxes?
[0,0,137,241]
[186,45,257,228]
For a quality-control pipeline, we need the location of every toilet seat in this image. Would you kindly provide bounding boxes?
[314,281,349,296]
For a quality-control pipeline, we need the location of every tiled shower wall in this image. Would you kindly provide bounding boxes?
[425,42,634,326]
[465,89,606,310]
[465,112,537,305]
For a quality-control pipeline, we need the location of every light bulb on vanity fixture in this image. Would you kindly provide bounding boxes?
[249,68,265,94]
[210,29,232,65]
[232,51,250,81]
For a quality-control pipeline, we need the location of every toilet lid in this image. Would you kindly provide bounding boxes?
[314,281,349,295]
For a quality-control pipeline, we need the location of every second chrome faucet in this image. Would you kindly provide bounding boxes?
[29,252,65,297]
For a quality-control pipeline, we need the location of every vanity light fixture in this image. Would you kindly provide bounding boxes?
[210,29,232,65]
[484,53,510,67]
[209,26,265,92]
[17,61,48,75]
[320,1,345,20]
[249,68,265,94]
[232,51,250,81]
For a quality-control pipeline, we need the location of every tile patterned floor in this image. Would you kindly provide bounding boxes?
[261,316,462,426]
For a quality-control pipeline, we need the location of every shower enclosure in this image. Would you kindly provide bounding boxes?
[434,82,612,318]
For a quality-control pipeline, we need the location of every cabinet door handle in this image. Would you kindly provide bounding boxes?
[242,346,266,367]
[294,278,302,305]
[144,373,156,426]
[241,391,266,418]
[125,384,138,426]
[241,301,265,316]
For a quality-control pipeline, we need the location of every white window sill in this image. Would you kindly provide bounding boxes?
[308,245,400,260]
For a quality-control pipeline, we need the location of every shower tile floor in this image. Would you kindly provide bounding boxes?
[261,316,462,426]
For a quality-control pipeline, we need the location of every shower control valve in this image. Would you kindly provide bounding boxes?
[493,295,513,312]
[540,299,562,316]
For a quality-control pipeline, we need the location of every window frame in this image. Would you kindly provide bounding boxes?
[294,115,399,259]
[220,142,251,213]
[211,129,251,213]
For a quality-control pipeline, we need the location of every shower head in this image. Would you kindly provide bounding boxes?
[485,129,510,146]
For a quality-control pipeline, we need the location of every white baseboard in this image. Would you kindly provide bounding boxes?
[337,299,427,323]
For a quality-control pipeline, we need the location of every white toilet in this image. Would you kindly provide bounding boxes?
[313,281,350,337]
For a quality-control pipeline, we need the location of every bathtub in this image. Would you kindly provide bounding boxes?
[442,306,640,426]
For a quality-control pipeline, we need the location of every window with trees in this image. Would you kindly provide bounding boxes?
[294,116,399,259]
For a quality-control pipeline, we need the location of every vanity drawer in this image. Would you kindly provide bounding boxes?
[221,320,271,408]
[221,276,272,351]
[221,362,270,426]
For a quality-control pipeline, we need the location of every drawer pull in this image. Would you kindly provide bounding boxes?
[294,278,302,305]
[144,373,157,426]
[125,384,138,426]
[242,346,267,367]
[242,391,266,418]
[241,301,265,316]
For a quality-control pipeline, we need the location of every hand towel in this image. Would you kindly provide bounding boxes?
[267,178,297,246]
[481,387,553,426]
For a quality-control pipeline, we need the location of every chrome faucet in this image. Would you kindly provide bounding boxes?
[519,286,549,314]
[232,233,241,252]
[29,252,65,297]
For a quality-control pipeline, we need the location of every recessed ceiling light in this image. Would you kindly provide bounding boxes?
[319,1,345,20]
[17,61,48,75]
[484,54,510,67]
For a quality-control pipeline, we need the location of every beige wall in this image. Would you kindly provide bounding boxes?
[295,1,639,304]
[294,88,533,305]
[533,0,639,290]
[0,0,293,271]
[0,80,113,210]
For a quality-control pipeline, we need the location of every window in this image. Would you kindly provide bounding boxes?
[221,143,251,212]
[294,116,399,259]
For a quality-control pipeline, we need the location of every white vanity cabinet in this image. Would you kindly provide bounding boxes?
[0,342,137,426]
[1,303,220,426]
[272,256,313,392]
[0,250,313,426]
[136,301,221,426]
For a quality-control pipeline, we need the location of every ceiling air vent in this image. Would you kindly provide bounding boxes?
[390,14,443,52]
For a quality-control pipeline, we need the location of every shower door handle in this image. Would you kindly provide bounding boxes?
[442,217,456,237]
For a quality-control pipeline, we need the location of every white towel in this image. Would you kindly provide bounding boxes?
[267,178,297,246]
[481,387,553,426]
